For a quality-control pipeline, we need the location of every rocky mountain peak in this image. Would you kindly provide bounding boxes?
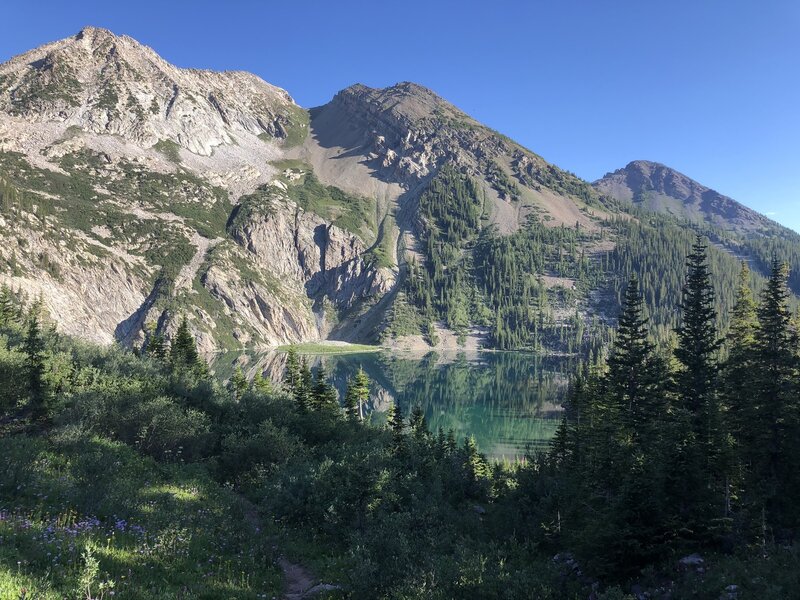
[333,81,475,126]
[594,160,771,232]
[315,81,509,185]
[0,27,302,156]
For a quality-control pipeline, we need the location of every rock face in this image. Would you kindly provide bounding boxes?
[230,193,393,310]
[0,26,299,156]
[0,27,393,351]
[594,160,773,233]
[315,82,514,185]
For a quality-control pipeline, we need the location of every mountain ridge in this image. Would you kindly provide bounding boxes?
[593,159,779,234]
[0,27,797,355]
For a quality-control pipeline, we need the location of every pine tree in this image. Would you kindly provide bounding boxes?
[0,284,16,328]
[750,259,798,525]
[353,366,370,421]
[388,400,404,435]
[409,405,428,438]
[295,359,313,412]
[170,316,203,372]
[312,363,338,409]
[284,348,301,394]
[723,263,758,463]
[674,236,721,436]
[343,377,359,422]
[606,276,662,432]
[670,238,725,531]
[23,310,47,417]
[143,321,167,361]
[230,365,248,400]
[252,372,272,394]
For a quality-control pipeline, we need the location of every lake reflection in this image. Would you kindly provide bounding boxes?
[214,351,573,460]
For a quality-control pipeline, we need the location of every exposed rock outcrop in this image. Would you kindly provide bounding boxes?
[0,26,300,156]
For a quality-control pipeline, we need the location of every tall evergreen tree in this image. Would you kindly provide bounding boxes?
[721,262,759,517]
[23,310,47,417]
[284,348,301,394]
[230,365,248,400]
[0,284,16,328]
[312,363,338,409]
[343,377,360,422]
[295,359,313,412]
[409,405,428,438]
[750,259,798,526]
[170,316,203,372]
[606,275,662,432]
[674,236,721,433]
[670,237,725,533]
[143,321,167,361]
[344,367,370,422]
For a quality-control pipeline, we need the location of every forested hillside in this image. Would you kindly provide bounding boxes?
[2,236,800,598]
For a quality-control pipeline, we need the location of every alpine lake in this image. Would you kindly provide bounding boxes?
[213,348,574,461]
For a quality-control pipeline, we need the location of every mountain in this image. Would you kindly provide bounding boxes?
[0,27,797,354]
[594,160,775,234]
[594,160,800,295]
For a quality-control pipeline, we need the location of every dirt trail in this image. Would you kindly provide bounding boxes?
[278,557,317,600]
[240,497,332,599]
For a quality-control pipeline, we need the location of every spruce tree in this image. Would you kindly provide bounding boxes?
[295,359,313,412]
[723,263,758,472]
[170,316,202,372]
[252,372,272,394]
[312,363,338,409]
[0,284,16,328]
[409,405,428,438]
[284,348,301,394]
[674,236,721,433]
[143,321,167,361]
[343,377,360,422]
[23,310,47,417]
[750,259,797,525]
[230,365,248,400]
[606,275,661,433]
[388,400,404,435]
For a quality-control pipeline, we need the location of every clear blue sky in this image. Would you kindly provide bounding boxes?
[2,1,799,230]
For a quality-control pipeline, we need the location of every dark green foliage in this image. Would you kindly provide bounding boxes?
[674,236,721,417]
[0,284,17,327]
[405,165,484,337]
[229,365,248,400]
[283,347,301,393]
[311,363,338,409]
[344,366,370,421]
[142,321,166,361]
[169,316,205,376]
[23,307,47,417]
[743,260,800,529]
[3,243,800,597]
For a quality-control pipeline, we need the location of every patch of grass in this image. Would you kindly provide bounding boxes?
[276,342,382,355]
[0,433,283,599]
[287,171,376,242]
[153,139,182,164]
[270,158,311,174]
[364,216,396,269]
[281,106,310,148]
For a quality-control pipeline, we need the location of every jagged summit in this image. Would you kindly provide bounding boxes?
[0,27,300,156]
[594,160,772,233]
[332,80,476,126]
